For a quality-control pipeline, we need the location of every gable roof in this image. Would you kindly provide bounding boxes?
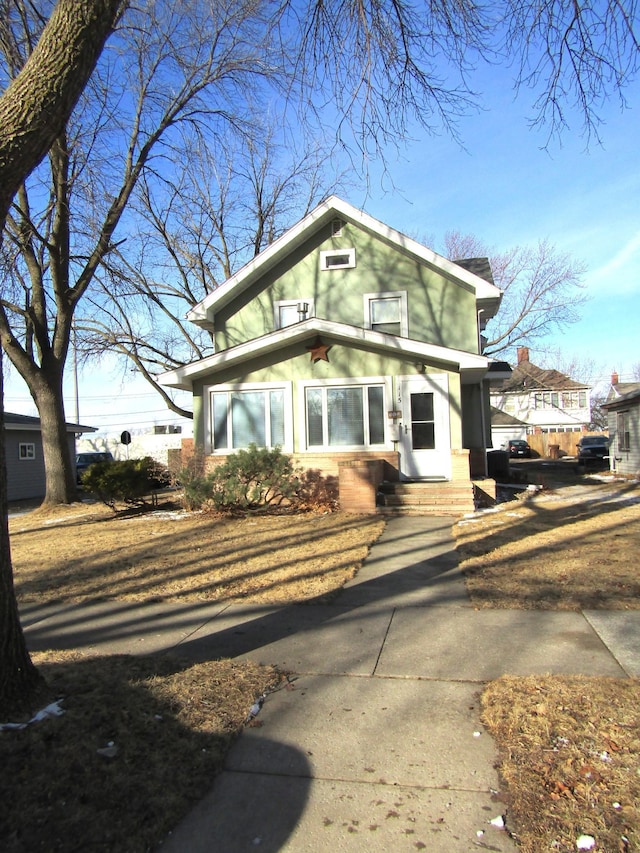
[492,360,588,393]
[490,406,527,427]
[602,384,640,409]
[160,317,491,390]
[607,381,640,402]
[4,412,96,433]
[186,196,503,330]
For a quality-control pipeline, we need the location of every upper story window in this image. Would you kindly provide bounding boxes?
[561,390,588,409]
[534,390,587,410]
[533,391,559,409]
[320,248,356,271]
[274,299,314,329]
[364,291,408,337]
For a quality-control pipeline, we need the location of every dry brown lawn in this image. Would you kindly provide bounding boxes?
[4,474,640,852]
[11,503,385,605]
[3,502,384,852]
[455,473,640,852]
[455,478,640,610]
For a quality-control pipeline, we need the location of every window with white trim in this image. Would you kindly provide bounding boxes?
[320,248,356,271]
[617,411,630,452]
[274,299,313,329]
[364,292,408,337]
[561,390,588,409]
[305,384,385,448]
[533,391,560,409]
[19,442,35,460]
[210,386,291,451]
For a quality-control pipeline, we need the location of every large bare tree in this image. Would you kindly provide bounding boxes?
[2,0,639,509]
[80,128,347,416]
[444,231,588,360]
[0,0,282,504]
[0,0,125,716]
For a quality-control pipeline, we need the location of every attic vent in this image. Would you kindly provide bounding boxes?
[331,218,344,237]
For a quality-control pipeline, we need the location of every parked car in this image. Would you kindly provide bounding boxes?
[503,439,532,458]
[76,451,114,483]
[576,435,609,460]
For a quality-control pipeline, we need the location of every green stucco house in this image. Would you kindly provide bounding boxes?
[160,197,503,512]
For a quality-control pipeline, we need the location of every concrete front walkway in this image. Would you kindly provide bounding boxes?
[24,516,639,852]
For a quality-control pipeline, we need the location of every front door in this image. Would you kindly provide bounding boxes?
[398,375,451,479]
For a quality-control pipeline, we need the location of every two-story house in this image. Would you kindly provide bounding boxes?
[160,196,503,512]
[490,347,591,437]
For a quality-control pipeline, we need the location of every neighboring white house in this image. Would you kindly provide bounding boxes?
[489,407,529,449]
[490,347,591,434]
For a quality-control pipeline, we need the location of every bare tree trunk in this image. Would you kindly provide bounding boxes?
[0,352,43,716]
[0,0,125,714]
[31,372,77,506]
[0,0,125,234]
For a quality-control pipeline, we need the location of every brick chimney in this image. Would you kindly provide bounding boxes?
[517,346,530,364]
[611,371,619,385]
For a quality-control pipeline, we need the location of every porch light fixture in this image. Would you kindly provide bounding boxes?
[297,302,309,319]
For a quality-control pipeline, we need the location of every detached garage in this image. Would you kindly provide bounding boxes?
[4,413,95,502]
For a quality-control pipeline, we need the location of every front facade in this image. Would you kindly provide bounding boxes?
[160,197,502,497]
[490,347,591,434]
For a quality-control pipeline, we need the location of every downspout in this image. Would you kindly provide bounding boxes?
[477,309,488,478]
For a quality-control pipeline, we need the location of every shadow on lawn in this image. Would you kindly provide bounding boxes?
[0,652,307,853]
[459,477,640,610]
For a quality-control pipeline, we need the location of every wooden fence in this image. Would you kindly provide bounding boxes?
[526,431,608,458]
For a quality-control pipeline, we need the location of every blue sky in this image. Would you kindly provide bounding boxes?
[359,66,639,388]
[4,61,639,434]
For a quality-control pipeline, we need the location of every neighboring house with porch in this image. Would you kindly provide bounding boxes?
[160,196,503,513]
[602,373,640,476]
[4,413,95,501]
[490,347,591,435]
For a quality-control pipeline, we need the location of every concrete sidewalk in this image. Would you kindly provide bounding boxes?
[24,516,640,852]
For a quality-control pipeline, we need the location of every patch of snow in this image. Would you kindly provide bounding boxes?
[1,699,65,732]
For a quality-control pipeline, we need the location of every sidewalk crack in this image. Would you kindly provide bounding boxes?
[372,608,395,676]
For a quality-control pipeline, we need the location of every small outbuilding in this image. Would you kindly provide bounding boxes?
[602,385,640,477]
[4,412,96,502]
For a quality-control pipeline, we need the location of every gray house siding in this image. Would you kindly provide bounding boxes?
[4,414,95,502]
[603,391,640,477]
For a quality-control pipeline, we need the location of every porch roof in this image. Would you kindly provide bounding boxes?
[159,317,490,390]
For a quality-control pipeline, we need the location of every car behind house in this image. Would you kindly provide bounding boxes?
[503,439,532,458]
[76,451,114,483]
[576,435,609,460]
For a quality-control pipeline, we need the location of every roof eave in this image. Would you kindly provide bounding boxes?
[160,318,490,390]
[186,195,503,326]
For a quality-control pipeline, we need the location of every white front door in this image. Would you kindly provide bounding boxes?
[398,375,451,480]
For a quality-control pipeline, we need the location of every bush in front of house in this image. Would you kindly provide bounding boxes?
[177,446,339,513]
[176,449,217,511]
[81,457,170,510]
[209,445,301,512]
